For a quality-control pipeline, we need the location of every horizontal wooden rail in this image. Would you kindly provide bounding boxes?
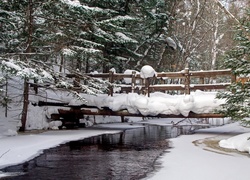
[67,69,235,96]
[84,69,233,79]
[79,109,225,119]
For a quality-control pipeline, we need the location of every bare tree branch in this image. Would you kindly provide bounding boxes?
[0,149,10,158]
[213,0,250,41]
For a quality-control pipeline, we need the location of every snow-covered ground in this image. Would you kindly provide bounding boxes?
[0,119,250,180]
[146,122,250,180]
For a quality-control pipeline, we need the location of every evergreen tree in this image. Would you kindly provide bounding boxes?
[125,0,173,71]
[38,0,139,73]
[217,8,250,126]
[0,0,139,86]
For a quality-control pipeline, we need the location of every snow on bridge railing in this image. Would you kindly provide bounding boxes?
[68,68,235,96]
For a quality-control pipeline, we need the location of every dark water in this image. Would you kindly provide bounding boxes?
[0,125,190,180]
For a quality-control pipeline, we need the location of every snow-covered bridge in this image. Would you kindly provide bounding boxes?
[38,68,235,129]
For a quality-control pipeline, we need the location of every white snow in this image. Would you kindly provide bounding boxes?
[2,60,21,71]
[140,65,157,78]
[80,91,225,117]
[115,32,138,43]
[219,132,250,152]
[123,69,140,84]
[61,0,81,7]
[146,122,250,180]
[0,129,120,169]
[166,37,177,50]
[109,67,116,73]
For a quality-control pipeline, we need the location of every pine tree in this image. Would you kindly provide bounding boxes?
[217,8,250,126]
[38,0,139,73]
[125,0,173,71]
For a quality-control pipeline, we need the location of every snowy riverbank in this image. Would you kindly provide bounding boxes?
[146,122,250,180]
[1,119,250,180]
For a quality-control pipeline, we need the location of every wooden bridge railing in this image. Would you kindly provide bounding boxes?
[35,69,236,126]
[81,68,235,96]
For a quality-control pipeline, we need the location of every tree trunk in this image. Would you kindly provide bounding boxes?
[25,0,33,53]
[59,55,64,73]
[211,7,219,71]
[5,76,8,117]
[85,58,89,73]
[213,0,250,41]
[20,0,33,131]
[19,79,29,132]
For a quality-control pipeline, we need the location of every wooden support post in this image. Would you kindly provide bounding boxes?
[145,78,150,97]
[131,71,136,93]
[161,78,165,84]
[73,76,80,93]
[199,77,205,84]
[109,70,114,96]
[33,79,38,94]
[231,73,237,93]
[231,74,236,83]
[184,68,190,94]
[121,116,125,123]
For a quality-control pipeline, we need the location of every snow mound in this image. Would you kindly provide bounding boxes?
[81,91,223,117]
[140,65,157,78]
[219,132,250,153]
[1,129,18,137]
[123,69,140,84]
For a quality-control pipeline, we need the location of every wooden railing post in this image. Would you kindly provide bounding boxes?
[231,73,236,83]
[184,68,190,94]
[231,72,236,93]
[145,78,150,97]
[109,70,114,96]
[199,77,204,84]
[131,71,136,93]
[33,79,38,94]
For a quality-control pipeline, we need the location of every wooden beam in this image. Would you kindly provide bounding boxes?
[79,109,225,119]
[190,83,231,90]
[190,69,232,77]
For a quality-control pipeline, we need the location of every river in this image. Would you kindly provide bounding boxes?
[0,124,193,180]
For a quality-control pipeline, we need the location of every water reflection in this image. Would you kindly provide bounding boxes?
[1,125,188,180]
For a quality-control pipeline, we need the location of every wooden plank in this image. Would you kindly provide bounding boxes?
[190,69,232,77]
[38,101,69,106]
[154,72,185,78]
[190,83,231,90]
[80,109,225,118]
[124,83,230,92]
[150,84,184,91]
